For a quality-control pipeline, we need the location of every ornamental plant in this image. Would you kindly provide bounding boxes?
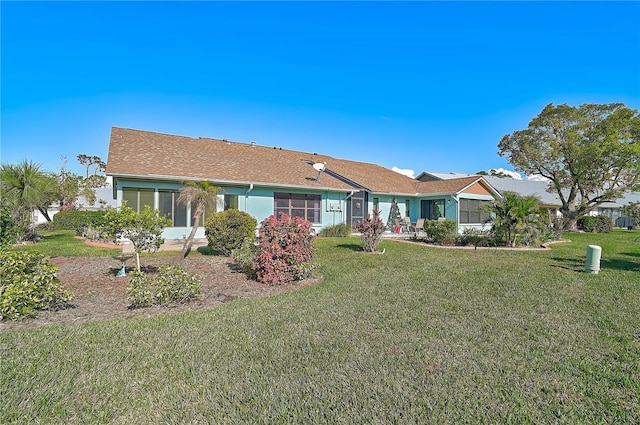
[353,210,386,252]
[0,250,72,320]
[253,213,316,285]
[127,264,203,308]
[205,209,257,255]
[103,202,171,270]
[423,219,457,245]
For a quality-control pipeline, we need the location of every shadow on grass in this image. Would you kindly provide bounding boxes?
[335,243,362,252]
[550,256,640,272]
[601,258,640,272]
[549,257,584,273]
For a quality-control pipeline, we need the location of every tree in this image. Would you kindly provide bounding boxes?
[51,156,82,210]
[386,197,402,231]
[498,103,640,231]
[76,154,107,207]
[485,192,544,247]
[621,201,640,228]
[0,160,56,224]
[77,154,106,179]
[177,181,224,258]
[103,202,171,271]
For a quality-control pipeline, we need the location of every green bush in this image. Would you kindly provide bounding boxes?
[318,223,351,237]
[51,210,109,234]
[127,265,203,308]
[0,203,17,246]
[205,209,257,256]
[577,215,613,233]
[0,250,72,320]
[231,239,258,279]
[423,219,457,245]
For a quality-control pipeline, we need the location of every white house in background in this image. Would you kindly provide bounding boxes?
[417,171,639,228]
[32,185,117,225]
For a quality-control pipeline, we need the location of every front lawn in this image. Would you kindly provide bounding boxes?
[1,230,639,423]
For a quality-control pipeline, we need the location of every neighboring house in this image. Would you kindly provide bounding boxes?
[105,127,502,239]
[32,185,117,225]
[418,171,640,228]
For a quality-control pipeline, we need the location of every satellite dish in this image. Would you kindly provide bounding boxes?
[313,162,326,172]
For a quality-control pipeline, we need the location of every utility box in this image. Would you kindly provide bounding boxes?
[585,245,602,274]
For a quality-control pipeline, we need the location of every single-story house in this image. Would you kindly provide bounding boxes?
[105,127,502,240]
[418,171,639,228]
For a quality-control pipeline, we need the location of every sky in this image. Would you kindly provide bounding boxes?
[2,1,639,180]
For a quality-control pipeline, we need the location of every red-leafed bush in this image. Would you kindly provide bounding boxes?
[353,210,386,252]
[253,213,316,285]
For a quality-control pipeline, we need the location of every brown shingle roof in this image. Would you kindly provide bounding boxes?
[414,176,486,195]
[106,127,421,194]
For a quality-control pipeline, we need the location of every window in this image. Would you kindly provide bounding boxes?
[224,194,238,210]
[373,197,379,213]
[405,200,411,217]
[159,190,188,226]
[421,199,445,220]
[274,192,321,223]
[122,188,154,213]
[459,199,492,224]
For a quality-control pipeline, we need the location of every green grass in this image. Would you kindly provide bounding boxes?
[9,230,181,258]
[9,230,122,257]
[1,230,639,423]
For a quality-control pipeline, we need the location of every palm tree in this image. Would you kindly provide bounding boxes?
[0,160,56,223]
[178,181,224,257]
[486,191,542,247]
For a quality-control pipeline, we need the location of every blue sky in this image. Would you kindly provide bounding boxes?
[2,1,639,179]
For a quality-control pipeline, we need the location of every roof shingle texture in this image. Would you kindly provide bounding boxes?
[107,127,423,194]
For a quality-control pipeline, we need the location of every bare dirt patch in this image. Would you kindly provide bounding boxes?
[1,255,319,333]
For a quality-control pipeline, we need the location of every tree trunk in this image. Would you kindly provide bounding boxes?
[38,207,52,222]
[562,212,580,232]
[181,211,203,258]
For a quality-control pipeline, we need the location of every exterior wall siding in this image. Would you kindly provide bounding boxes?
[114,178,351,239]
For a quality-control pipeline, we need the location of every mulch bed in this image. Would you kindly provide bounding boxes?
[0,255,320,333]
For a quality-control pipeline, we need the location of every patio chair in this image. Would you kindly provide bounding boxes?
[410,218,425,237]
[403,216,412,233]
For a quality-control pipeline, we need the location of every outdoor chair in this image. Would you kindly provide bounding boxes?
[410,218,425,237]
[403,216,412,233]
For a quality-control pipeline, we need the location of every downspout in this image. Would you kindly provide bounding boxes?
[245,183,254,211]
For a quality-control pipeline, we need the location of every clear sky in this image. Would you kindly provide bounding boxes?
[2,1,639,179]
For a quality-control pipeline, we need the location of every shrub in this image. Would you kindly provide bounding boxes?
[51,210,109,234]
[0,250,72,320]
[0,203,17,246]
[577,215,613,233]
[253,213,316,285]
[231,239,257,279]
[318,223,351,237]
[423,219,457,245]
[353,212,386,252]
[103,203,171,271]
[456,227,491,247]
[205,209,257,256]
[127,265,203,308]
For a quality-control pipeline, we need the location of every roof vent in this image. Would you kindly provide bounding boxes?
[251,141,256,147]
